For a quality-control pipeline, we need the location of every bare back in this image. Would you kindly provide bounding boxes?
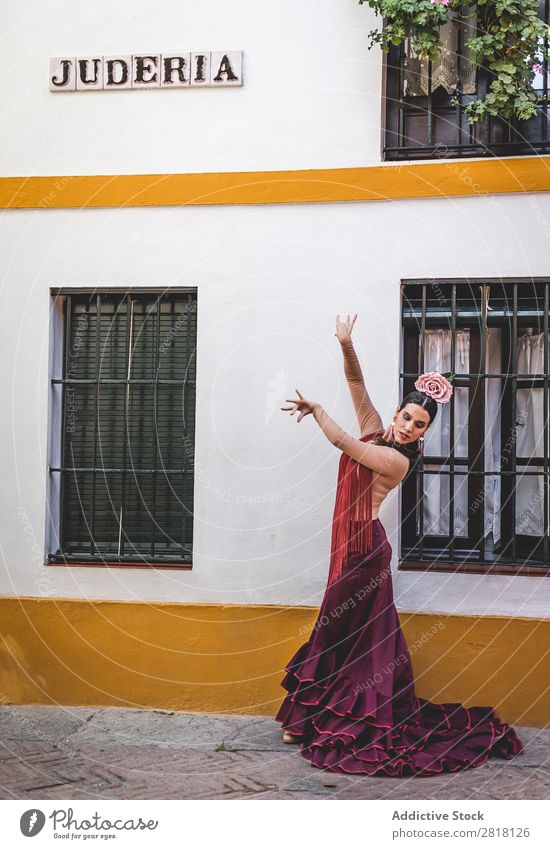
[351,441,404,521]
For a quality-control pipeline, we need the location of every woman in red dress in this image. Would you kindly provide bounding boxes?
[276,314,523,777]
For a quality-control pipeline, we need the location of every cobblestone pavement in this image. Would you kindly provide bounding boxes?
[0,706,548,800]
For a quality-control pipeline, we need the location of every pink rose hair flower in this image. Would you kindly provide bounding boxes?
[414,371,453,403]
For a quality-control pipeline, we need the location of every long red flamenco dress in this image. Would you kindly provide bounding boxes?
[275,429,523,777]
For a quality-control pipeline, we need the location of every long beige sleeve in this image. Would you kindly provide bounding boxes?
[341,341,383,437]
[312,404,409,480]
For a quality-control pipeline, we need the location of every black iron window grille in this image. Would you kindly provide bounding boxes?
[401,278,550,576]
[48,289,196,566]
[384,2,550,160]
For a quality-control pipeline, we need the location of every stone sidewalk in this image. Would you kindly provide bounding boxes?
[0,706,548,800]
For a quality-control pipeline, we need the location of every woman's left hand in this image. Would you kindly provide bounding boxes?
[335,313,357,345]
[281,389,317,423]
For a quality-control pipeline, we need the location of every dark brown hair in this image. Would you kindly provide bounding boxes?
[372,390,439,469]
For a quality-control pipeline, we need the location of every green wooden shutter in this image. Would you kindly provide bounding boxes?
[55,291,196,563]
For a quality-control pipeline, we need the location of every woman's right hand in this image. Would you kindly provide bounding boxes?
[281,390,317,423]
[335,314,357,345]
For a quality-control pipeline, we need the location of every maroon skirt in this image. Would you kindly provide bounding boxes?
[275,518,523,776]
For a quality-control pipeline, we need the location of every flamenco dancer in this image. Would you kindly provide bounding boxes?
[276,313,523,777]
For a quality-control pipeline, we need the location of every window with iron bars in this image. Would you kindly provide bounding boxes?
[384,2,550,160]
[48,289,196,566]
[401,279,550,576]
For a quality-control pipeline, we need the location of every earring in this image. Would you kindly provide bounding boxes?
[390,421,395,443]
[419,435,424,455]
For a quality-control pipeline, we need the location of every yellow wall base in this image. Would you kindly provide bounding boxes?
[0,596,548,727]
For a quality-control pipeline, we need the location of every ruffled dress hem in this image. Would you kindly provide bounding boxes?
[275,638,523,778]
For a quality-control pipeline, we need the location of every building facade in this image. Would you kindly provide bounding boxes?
[1,0,550,723]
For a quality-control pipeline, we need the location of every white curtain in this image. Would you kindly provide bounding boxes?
[404,16,477,97]
[484,328,503,544]
[420,329,470,537]
[419,328,549,543]
[515,330,547,536]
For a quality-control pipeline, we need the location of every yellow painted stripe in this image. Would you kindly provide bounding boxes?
[1,156,550,208]
[0,596,547,727]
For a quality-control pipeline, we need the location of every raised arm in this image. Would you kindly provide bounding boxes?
[312,403,408,481]
[335,314,383,437]
[340,340,383,437]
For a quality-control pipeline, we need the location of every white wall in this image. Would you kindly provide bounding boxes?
[2,192,550,619]
[1,0,383,176]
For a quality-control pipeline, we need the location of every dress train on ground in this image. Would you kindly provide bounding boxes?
[275,519,523,777]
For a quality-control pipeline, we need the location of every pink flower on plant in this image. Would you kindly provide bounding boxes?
[430,0,450,5]
[414,371,453,404]
[533,63,545,75]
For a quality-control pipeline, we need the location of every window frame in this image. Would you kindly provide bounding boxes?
[399,277,550,577]
[46,287,197,569]
[383,2,550,161]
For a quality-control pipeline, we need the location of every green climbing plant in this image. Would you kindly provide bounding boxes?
[360,0,549,124]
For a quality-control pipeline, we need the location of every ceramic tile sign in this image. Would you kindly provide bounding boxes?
[50,52,242,91]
